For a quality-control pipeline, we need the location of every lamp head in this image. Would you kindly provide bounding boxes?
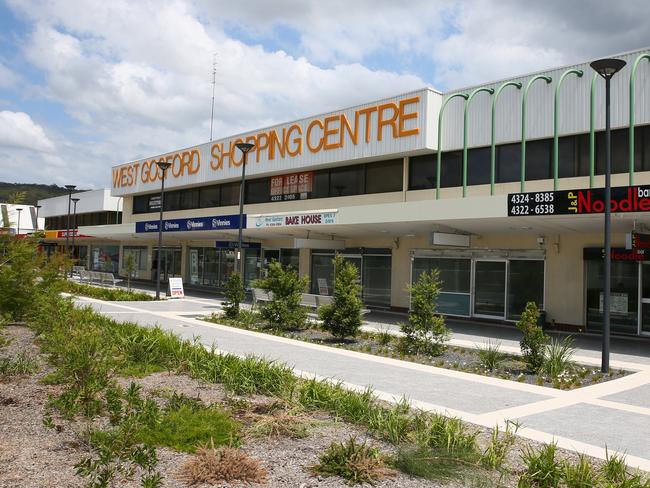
[156,161,172,171]
[65,184,76,191]
[235,142,255,154]
[590,58,626,79]
[16,208,22,212]
[35,205,41,209]
[72,198,80,203]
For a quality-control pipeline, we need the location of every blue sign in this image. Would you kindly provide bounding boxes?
[135,214,245,233]
[215,241,261,249]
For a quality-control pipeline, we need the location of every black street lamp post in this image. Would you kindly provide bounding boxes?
[16,208,22,236]
[64,184,76,276]
[590,57,626,373]
[235,142,255,276]
[71,198,80,271]
[35,205,41,231]
[155,161,172,300]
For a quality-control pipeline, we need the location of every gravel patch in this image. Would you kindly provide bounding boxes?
[0,325,614,488]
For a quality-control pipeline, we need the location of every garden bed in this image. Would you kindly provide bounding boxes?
[203,312,628,390]
[61,281,155,301]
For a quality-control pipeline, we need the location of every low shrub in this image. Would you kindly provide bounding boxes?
[400,270,449,356]
[62,281,154,301]
[253,261,308,330]
[177,444,267,485]
[481,421,519,471]
[137,404,240,452]
[519,442,562,488]
[516,302,548,372]
[311,437,395,486]
[0,351,40,377]
[541,336,575,379]
[319,254,364,339]
[562,453,600,488]
[222,272,245,319]
[413,411,479,456]
[395,445,480,482]
[477,340,504,372]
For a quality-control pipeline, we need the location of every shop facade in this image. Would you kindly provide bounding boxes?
[53,47,650,337]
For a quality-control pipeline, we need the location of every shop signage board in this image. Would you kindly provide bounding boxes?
[625,232,650,250]
[251,211,338,229]
[599,292,628,314]
[215,241,261,249]
[135,214,245,233]
[168,277,184,298]
[111,90,431,196]
[508,185,650,217]
[270,171,313,201]
[583,247,650,261]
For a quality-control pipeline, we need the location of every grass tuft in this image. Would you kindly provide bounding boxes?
[177,443,267,485]
[476,340,504,372]
[311,437,395,486]
[0,351,39,377]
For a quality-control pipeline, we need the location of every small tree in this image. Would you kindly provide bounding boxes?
[516,302,548,371]
[123,253,136,291]
[319,255,363,339]
[253,261,308,330]
[222,272,245,319]
[400,269,449,356]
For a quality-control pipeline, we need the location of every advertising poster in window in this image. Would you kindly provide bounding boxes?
[270,171,313,202]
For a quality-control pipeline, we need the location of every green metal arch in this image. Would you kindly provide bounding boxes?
[436,93,468,199]
[463,87,494,197]
[490,81,522,195]
[629,53,650,185]
[589,73,598,188]
[520,75,552,192]
[553,69,584,190]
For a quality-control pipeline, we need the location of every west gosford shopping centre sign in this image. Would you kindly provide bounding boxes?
[111,89,433,196]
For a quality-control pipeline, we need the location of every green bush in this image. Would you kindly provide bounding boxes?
[311,437,394,486]
[0,235,66,320]
[516,302,548,372]
[519,442,562,488]
[62,281,154,301]
[319,255,363,339]
[541,336,575,379]
[222,272,245,319]
[400,269,449,356]
[477,340,504,372]
[253,261,308,330]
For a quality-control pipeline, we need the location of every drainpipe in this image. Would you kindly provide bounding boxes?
[463,87,494,197]
[521,75,552,192]
[491,81,522,195]
[629,54,650,186]
[553,69,584,190]
[436,93,468,199]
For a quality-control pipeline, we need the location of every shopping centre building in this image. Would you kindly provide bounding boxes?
[42,47,650,336]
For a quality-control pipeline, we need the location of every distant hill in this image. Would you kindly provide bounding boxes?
[0,182,88,205]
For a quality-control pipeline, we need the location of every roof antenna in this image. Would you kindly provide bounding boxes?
[210,52,217,141]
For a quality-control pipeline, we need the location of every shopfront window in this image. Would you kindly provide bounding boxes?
[91,245,119,273]
[507,260,544,319]
[412,257,471,316]
[123,246,148,278]
[585,259,638,334]
[280,249,300,270]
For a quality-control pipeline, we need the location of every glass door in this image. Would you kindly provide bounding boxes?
[473,260,506,318]
[641,264,650,335]
[152,248,181,283]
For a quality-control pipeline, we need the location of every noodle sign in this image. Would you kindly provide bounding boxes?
[508,185,650,216]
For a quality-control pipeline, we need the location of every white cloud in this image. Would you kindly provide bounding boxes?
[0,111,55,152]
[0,62,19,89]
[2,0,650,187]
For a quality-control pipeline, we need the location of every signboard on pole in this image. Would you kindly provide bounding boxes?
[168,277,184,298]
[508,185,650,217]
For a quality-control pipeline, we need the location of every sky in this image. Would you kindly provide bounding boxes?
[0,0,650,188]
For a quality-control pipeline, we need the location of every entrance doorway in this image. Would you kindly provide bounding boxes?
[152,247,181,283]
[473,260,506,318]
[641,264,650,335]
[310,250,392,308]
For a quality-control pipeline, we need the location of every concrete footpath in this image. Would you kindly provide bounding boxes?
[76,295,650,472]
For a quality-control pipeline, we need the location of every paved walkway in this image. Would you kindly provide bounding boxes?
[75,294,650,472]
